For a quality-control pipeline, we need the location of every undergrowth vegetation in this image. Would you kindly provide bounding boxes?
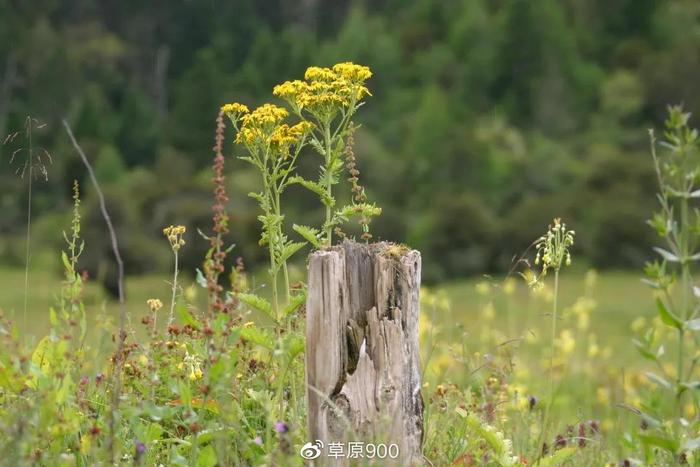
[0,63,700,466]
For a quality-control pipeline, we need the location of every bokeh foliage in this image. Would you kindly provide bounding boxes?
[1,0,699,281]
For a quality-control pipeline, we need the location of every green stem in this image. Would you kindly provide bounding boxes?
[23,120,33,338]
[168,250,179,326]
[23,165,32,337]
[267,224,280,326]
[542,269,560,445]
[324,124,333,247]
[678,197,690,412]
[259,152,280,325]
[550,269,559,405]
[274,189,291,303]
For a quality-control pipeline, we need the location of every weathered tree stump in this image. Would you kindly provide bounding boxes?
[306,240,423,465]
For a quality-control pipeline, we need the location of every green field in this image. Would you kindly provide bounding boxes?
[1,265,653,357]
[1,264,656,415]
[0,264,679,464]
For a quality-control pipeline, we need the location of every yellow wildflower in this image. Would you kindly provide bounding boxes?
[577,310,590,330]
[244,103,288,126]
[332,62,373,82]
[304,66,336,82]
[269,121,313,154]
[483,301,496,321]
[182,352,203,381]
[557,329,576,355]
[273,80,309,105]
[533,218,575,278]
[146,298,163,312]
[236,103,291,146]
[503,277,516,295]
[517,396,530,411]
[221,102,249,115]
[685,403,696,418]
[189,367,203,381]
[630,317,646,333]
[273,62,372,118]
[588,335,599,358]
[163,225,186,251]
[476,281,490,296]
[80,435,91,454]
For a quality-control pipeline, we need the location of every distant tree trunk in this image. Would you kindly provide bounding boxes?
[0,52,18,139]
[153,45,170,120]
[306,240,424,466]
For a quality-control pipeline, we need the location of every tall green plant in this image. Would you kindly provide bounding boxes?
[223,102,311,322]
[634,105,700,460]
[526,218,575,456]
[4,116,51,335]
[273,62,381,248]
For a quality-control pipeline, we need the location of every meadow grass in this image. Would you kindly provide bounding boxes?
[0,264,683,464]
[2,264,652,420]
[1,266,651,339]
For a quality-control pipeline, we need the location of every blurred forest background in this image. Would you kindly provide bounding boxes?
[1,0,698,290]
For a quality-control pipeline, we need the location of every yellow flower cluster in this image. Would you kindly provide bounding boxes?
[233,103,312,153]
[236,104,289,146]
[273,62,372,116]
[304,66,337,82]
[178,348,204,381]
[221,102,249,116]
[332,62,373,82]
[163,225,186,251]
[146,298,163,312]
[270,121,314,151]
[534,218,575,276]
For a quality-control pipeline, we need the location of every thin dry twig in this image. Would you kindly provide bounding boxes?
[63,119,126,463]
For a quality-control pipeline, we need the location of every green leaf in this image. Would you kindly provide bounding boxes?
[309,138,326,156]
[640,412,662,430]
[683,437,700,451]
[535,447,576,467]
[639,433,679,453]
[169,449,188,466]
[240,326,275,350]
[179,380,192,407]
[282,333,305,362]
[195,268,208,288]
[656,298,682,329]
[31,336,52,374]
[49,307,59,327]
[283,290,307,317]
[176,302,200,330]
[248,191,264,204]
[55,373,73,404]
[679,381,700,393]
[653,247,680,262]
[197,444,217,467]
[79,305,87,342]
[293,224,322,248]
[288,176,333,206]
[61,251,72,272]
[632,339,658,362]
[237,293,274,320]
[280,241,306,264]
[145,421,163,443]
[238,156,257,166]
[646,371,671,389]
